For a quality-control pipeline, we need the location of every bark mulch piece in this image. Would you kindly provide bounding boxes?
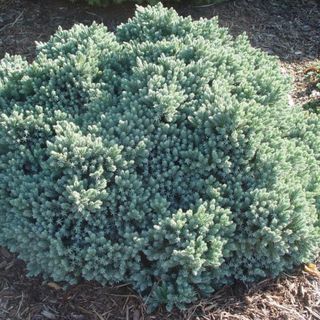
[1,0,320,319]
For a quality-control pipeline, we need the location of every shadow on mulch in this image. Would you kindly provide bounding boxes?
[1,247,320,320]
[0,0,320,319]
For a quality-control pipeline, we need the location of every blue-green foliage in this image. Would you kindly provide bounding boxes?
[0,4,319,310]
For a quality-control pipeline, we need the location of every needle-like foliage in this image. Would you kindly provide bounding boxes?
[0,4,319,311]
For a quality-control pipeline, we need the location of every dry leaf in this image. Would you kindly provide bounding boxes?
[47,282,62,290]
[304,263,320,279]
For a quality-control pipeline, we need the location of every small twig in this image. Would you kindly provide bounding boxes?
[86,11,103,22]
[105,293,140,299]
[305,307,320,320]
[0,9,24,32]
[192,3,219,8]
[15,292,24,317]
[126,305,129,320]
[93,309,105,320]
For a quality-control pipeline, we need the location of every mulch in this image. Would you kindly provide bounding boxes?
[0,0,320,319]
[1,246,320,319]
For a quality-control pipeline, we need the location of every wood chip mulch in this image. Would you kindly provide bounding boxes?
[1,247,320,319]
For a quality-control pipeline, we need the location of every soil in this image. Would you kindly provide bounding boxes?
[0,0,320,319]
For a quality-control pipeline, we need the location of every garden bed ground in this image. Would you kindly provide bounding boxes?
[0,0,320,319]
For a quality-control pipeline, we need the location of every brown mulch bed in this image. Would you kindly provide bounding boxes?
[1,247,320,320]
[0,0,320,319]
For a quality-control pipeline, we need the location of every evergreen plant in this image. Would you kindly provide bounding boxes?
[0,4,319,310]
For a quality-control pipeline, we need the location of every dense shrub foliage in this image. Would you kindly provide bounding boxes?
[0,4,320,310]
